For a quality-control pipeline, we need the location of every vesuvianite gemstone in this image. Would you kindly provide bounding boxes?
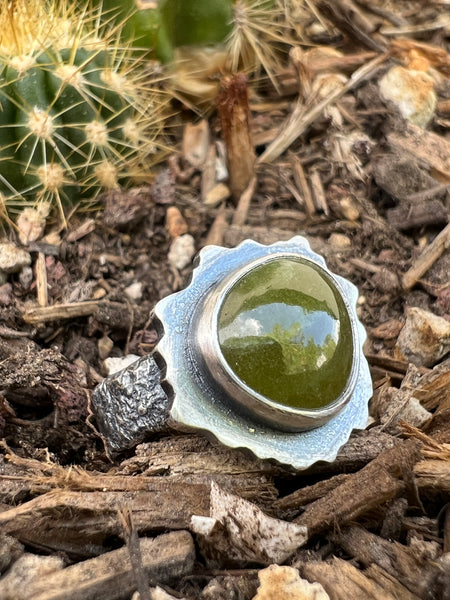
[217,257,354,410]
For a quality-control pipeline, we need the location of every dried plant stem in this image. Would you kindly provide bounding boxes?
[217,74,256,204]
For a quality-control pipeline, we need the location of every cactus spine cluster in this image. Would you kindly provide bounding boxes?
[0,0,164,222]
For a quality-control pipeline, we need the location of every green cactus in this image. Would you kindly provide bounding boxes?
[0,0,164,221]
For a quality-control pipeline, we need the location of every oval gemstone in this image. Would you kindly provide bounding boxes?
[217,257,354,410]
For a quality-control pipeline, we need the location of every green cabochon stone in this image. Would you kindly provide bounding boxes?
[218,258,354,410]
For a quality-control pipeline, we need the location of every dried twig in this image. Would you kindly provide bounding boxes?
[23,300,104,324]
[402,223,450,290]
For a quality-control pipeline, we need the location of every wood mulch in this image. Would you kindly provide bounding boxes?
[1,1,449,599]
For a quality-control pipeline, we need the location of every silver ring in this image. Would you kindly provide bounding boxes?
[154,236,372,469]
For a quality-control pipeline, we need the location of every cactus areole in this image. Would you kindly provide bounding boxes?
[0,1,160,214]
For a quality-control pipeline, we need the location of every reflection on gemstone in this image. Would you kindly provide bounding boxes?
[217,257,354,410]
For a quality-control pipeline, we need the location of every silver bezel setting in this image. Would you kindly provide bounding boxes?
[154,236,372,469]
[196,253,360,431]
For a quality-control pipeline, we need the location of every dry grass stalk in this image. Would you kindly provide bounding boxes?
[23,300,104,324]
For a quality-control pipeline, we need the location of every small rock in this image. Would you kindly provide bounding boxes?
[103,354,140,376]
[396,306,450,367]
[16,203,51,245]
[204,182,230,207]
[168,234,196,271]
[18,266,33,290]
[182,119,210,168]
[124,281,143,302]
[0,553,63,600]
[339,196,360,221]
[252,565,330,600]
[371,319,403,341]
[328,233,351,249]
[166,206,188,238]
[0,242,31,274]
[379,65,436,128]
[0,283,13,306]
[98,335,114,361]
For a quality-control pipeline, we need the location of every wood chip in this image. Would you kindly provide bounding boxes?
[201,143,218,202]
[414,459,450,492]
[231,176,257,227]
[336,525,442,599]
[302,556,420,600]
[387,200,448,231]
[0,484,210,540]
[309,169,329,214]
[191,482,308,565]
[23,300,103,324]
[291,156,315,216]
[274,473,350,512]
[15,531,195,600]
[295,439,422,535]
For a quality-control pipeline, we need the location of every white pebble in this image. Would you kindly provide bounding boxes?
[168,234,196,271]
[104,354,140,376]
[124,281,143,302]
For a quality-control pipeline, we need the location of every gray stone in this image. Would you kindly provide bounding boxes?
[90,354,169,455]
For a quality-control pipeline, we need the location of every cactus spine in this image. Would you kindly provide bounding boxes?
[0,0,164,222]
